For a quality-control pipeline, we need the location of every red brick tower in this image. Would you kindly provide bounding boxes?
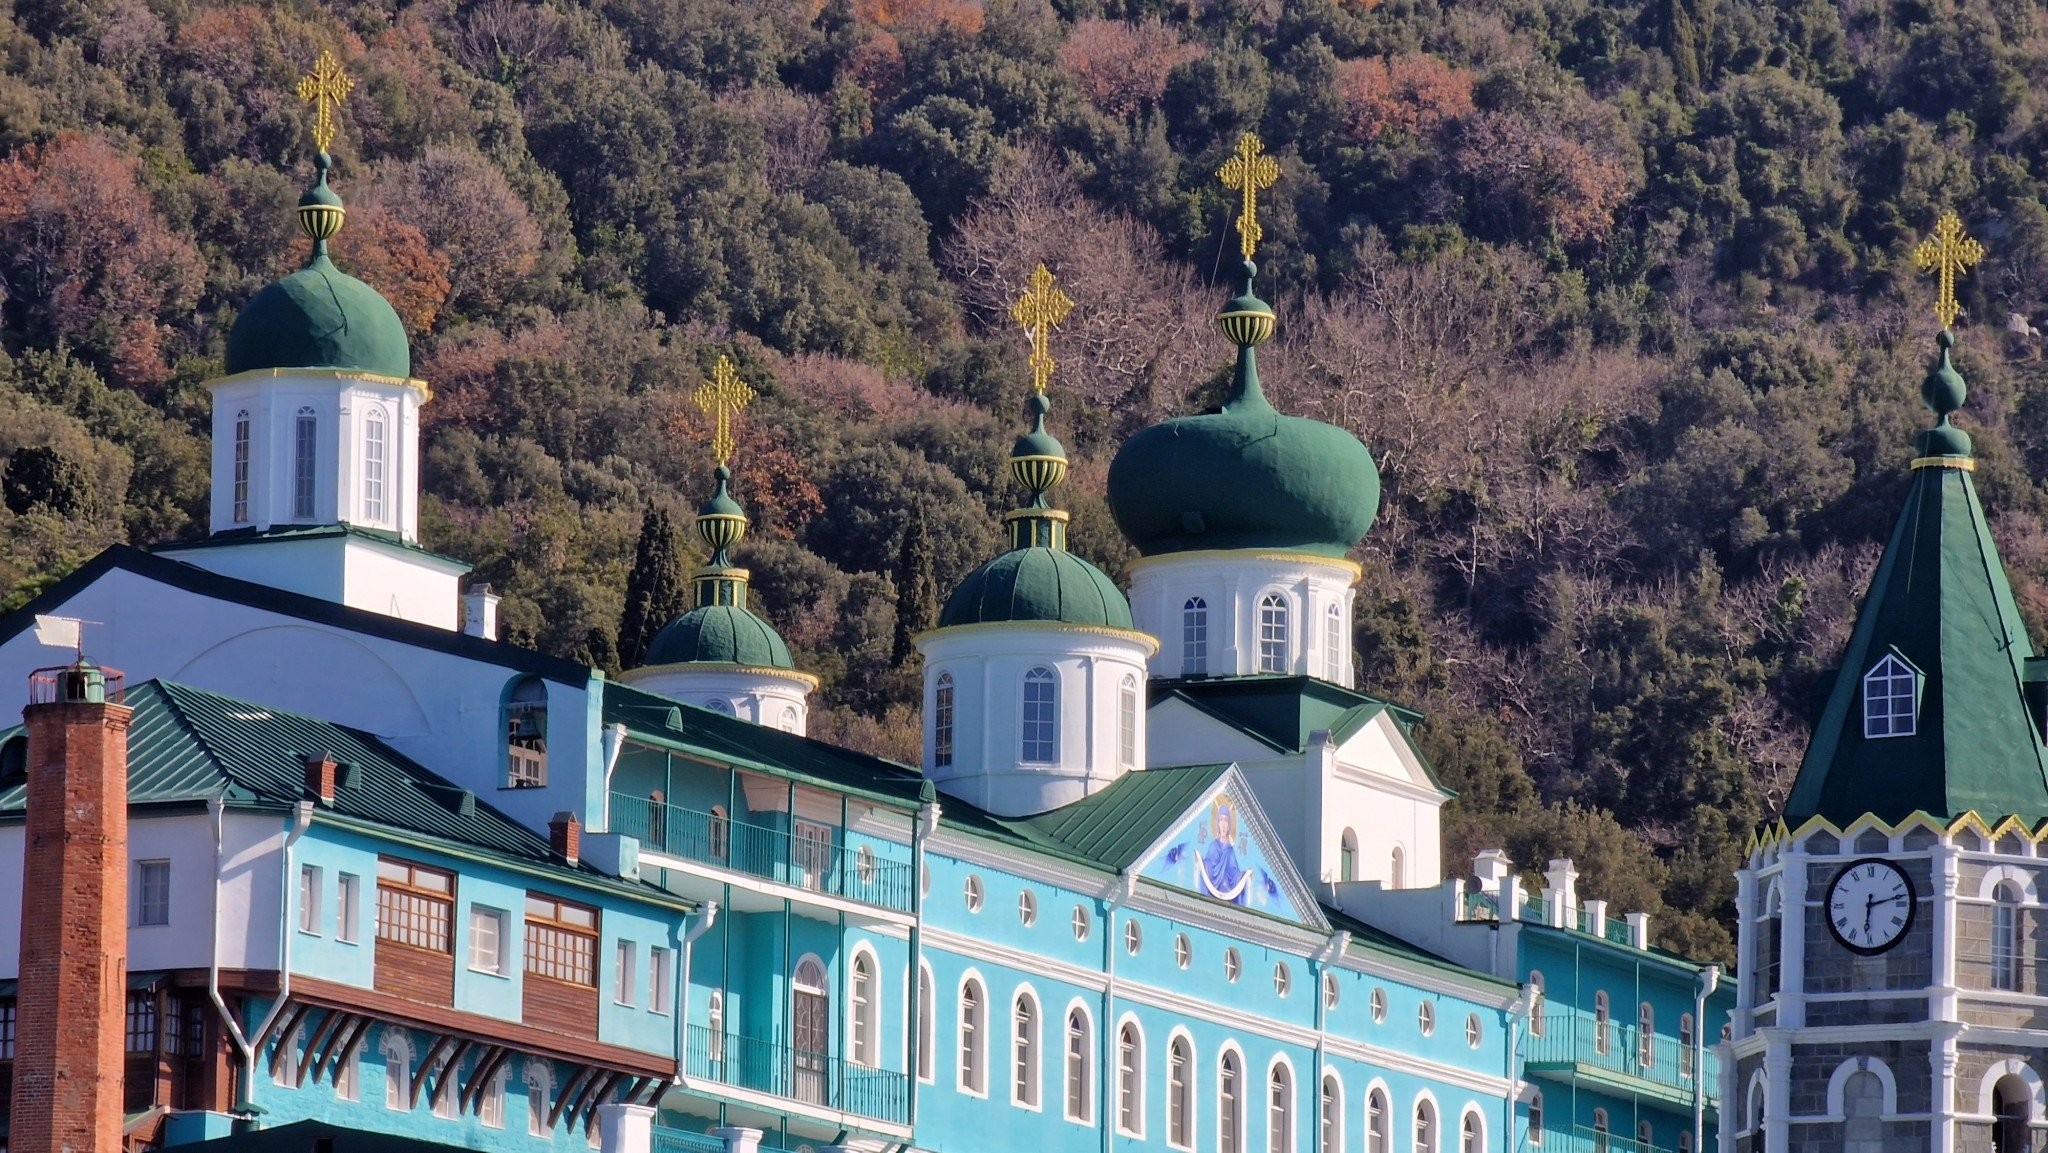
[10,662,131,1153]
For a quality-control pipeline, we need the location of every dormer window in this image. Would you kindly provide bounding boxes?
[1862,653,1920,739]
[504,677,548,787]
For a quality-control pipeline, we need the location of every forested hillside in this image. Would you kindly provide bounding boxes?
[4,0,2048,960]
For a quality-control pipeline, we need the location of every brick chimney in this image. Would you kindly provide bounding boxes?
[550,811,581,865]
[303,752,339,804]
[12,663,132,1153]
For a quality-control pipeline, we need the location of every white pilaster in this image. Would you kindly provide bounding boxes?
[1735,867,1758,1025]
[1777,847,1808,1028]
[1930,842,1960,1019]
[1931,1023,1961,1153]
[713,1126,762,1153]
[1763,1038,1792,1152]
[597,1103,655,1153]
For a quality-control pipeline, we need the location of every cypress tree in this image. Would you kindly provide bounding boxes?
[892,508,941,665]
[617,502,692,668]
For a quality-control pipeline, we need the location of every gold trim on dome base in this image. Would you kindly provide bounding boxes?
[914,619,1161,657]
[1127,548,1364,579]
[621,663,821,692]
[1001,508,1070,524]
[209,367,433,402]
[1910,455,1976,471]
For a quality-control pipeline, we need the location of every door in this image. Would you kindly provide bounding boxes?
[792,957,829,1105]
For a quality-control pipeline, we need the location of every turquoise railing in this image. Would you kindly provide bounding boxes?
[1530,1123,1680,1152]
[684,1024,910,1125]
[610,792,914,914]
[1525,1007,1718,1103]
[651,1126,726,1153]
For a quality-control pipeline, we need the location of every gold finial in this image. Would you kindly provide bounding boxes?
[1010,264,1074,396]
[1914,210,1985,331]
[1218,132,1281,261]
[694,355,756,467]
[296,50,354,155]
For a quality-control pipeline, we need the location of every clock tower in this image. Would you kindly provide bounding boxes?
[1724,216,2048,1153]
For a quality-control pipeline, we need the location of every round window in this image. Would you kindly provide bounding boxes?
[1174,933,1192,970]
[1224,947,1242,983]
[1370,987,1387,1023]
[1418,1002,1436,1035]
[1019,890,1037,927]
[1072,905,1091,941]
[1274,962,1291,997]
[1464,1013,1482,1048]
[964,874,984,912]
[1124,920,1143,955]
[1323,972,1339,1010]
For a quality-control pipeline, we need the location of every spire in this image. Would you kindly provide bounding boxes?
[1005,265,1074,550]
[1215,133,1278,413]
[690,356,756,609]
[294,50,353,263]
[1786,214,2048,826]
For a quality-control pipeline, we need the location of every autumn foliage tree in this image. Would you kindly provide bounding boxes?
[1058,18,1204,119]
[1334,54,1475,143]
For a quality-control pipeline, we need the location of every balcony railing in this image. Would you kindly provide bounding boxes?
[1531,1124,1678,1153]
[651,1127,727,1153]
[610,793,915,914]
[684,1024,910,1126]
[1525,1008,1717,1104]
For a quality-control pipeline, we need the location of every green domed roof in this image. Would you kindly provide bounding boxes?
[1108,262,1378,558]
[645,604,795,669]
[227,255,411,379]
[938,546,1133,629]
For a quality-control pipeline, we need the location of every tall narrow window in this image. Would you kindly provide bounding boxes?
[1992,882,2023,991]
[1324,604,1344,682]
[1116,1022,1143,1135]
[1065,1008,1092,1122]
[1168,1036,1194,1149]
[298,865,322,934]
[1366,1089,1389,1153]
[613,940,636,1005]
[383,1033,413,1110]
[1219,1051,1243,1153]
[1318,1075,1340,1153]
[1183,598,1209,675]
[1529,971,1545,1037]
[1994,1073,2031,1153]
[363,408,388,522]
[337,873,360,943]
[468,906,506,974]
[1637,1122,1654,1150]
[1258,594,1289,672]
[791,957,829,1106]
[504,677,548,788]
[294,409,318,518]
[917,965,935,1083]
[960,978,987,1094]
[1638,1002,1655,1067]
[707,992,725,1065]
[1591,1108,1608,1153]
[851,953,878,1067]
[1339,830,1358,883]
[1013,992,1040,1108]
[1527,1092,1543,1147]
[480,1067,506,1127]
[1268,1064,1293,1153]
[1460,1112,1482,1153]
[1413,1099,1436,1153]
[1863,653,1918,737]
[1679,1014,1695,1081]
[1389,846,1405,890]
[525,1062,552,1135]
[1119,674,1139,770]
[135,860,171,926]
[1022,667,1059,763]
[1593,991,1610,1055]
[230,411,252,523]
[650,947,673,1015]
[933,673,955,769]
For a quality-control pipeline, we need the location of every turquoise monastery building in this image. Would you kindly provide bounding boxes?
[0,127,1730,1153]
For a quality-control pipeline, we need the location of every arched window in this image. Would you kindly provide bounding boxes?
[1746,1076,1765,1144]
[1863,652,1918,738]
[1992,882,2022,991]
[1168,1036,1194,1149]
[704,698,735,716]
[232,410,252,523]
[933,673,955,769]
[1065,1007,1092,1123]
[1413,1098,1437,1153]
[916,965,935,1083]
[1679,1013,1695,1081]
[1389,846,1405,889]
[1116,1021,1144,1135]
[706,992,725,1066]
[960,977,987,1094]
[1219,1051,1243,1153]
[1258,594,1289,672]
[1459,1111,1482,1153]
[1527,1091,1543,1147]
[1591,1108,1608,1153]
[1119,674,1140,770]
[708,805,729,861]
[1638,1002,1655,1067]
[1994,1073,2031,1153]
[381,1031,413,1110]
[363,407,388,522]
[1267,1062,1293,1153]
[1013,991,1040,1108]
[1366,1087,1390,1153]
[792,956,829,1105]
[1183,598,1210,675]
[1023,667,1059,763]
[1339,830,1358,883]
[294,408,318,518]
[850,952,878,1067]
[779,707,799,733]
[1324,604,1344,682]
[1593,991,1610,1055]
[1528,972,1545,1038]
[503,677,548,788]
[1637,1121,1653,1150]
[523,1057,553,1135]
[1318,1074,1340,1153]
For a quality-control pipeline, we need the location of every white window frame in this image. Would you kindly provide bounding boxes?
[1323,603,1344,682]
[1412,1093,1439,1153]
[525,1060,553,1135]
[613,939,637,1006]
[1526,1089,1542,1147]
[1862,652,1920,738]
[137,859,170,926]
[1118,673,1139,770]
[363,406,389,523]
[1219,1046,1246,1153]
[1258,593,1290,673]
[1459,1109,1484,1153]
[1366,1084,1391,1153]
[1022,666,1059,763]
[1318,1072,1342,1153]
[1012,987,1041,1110]
[1115,1016,1146,1137]
[384,1031,414,1111]
[933,672,955,769]
[1064,1001,1094,1125]
[298,865,322,935]
[468,906,507,975]
[1167,1031,1196,1150]
[959,973,988,1097]
[917,963,936,1084]
[480,1065,507,1128]
[650,946,674,1015]
[337,872,361,944]
[294,407,318,519]
[1183,597,1209,675]
[232,410,251,523]
[1267,1057,1294,1153]
[851,949,880,1068]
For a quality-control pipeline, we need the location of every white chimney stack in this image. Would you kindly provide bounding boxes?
[462,583,501,640]
[1544,858,1579,929]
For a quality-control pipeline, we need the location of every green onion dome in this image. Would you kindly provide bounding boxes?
[939,547,1134,629]
[644,604,795,669]
[225,153,411,381]
[1107,260,1378,559]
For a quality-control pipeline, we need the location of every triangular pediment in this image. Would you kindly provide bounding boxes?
[1133,768,1327,927]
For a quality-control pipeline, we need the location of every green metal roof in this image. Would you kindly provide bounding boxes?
[937,546,1134,629]
[604,681,928,808]
[0,680,672,902]
[226,254,411,380]
[1024,763,1231,869]
[645,604,795,669]
[158,524,471,571]
[1786,459,2048,824]
[166,1119,479,1153]
[0,545,587,685]
[1151,676,1447,790]
[1320,902,1516,990]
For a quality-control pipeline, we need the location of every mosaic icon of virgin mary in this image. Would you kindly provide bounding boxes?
[1195,795,1251,903]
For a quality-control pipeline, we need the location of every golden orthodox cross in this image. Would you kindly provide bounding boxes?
[1011,264,1074,396]
[1218,132,1280,261]
[1913,210,1984,331]
[296,50,354,155]
[695,356,756,467]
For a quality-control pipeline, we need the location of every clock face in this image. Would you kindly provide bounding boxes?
[1825,857,1916,955]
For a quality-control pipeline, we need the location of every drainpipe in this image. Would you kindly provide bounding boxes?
[909,800,938,1125]
[1311,932,1350,1103]
[600,722,629,821]
[1694,965,1720,1153]
[206,796,256,1100]
[1504,985,1531,1153]
[1101,872,1134,1153]
[677,901,721,1083]
[216,799,314,1115]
